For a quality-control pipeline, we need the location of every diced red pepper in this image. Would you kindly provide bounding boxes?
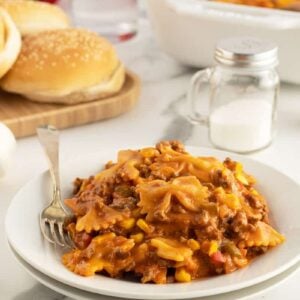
[211,251,226,264]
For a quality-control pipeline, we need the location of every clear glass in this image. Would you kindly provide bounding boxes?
[188,65,279,153]
[71,0,138,43]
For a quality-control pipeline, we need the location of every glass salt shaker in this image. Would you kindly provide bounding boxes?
[188,36,279,153]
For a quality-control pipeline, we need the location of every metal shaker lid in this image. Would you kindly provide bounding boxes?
[215,36,278,69]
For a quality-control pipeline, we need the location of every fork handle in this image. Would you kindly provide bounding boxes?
[37,125,62,208]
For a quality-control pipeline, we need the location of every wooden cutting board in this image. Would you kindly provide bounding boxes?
[0,70,140,138]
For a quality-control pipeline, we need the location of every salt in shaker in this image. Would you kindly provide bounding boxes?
[188,36,279,153]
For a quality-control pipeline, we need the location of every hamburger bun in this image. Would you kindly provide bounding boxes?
[0,12,5,50]
[0,0,70,35]
[0,7,21,79]
[1,28,125,104]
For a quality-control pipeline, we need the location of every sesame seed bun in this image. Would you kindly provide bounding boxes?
[0,7,21,79]
[0,13,5,51]
[0,28,125,104]
[0,0,70,36]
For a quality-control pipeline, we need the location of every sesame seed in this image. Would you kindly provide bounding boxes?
[14,28,115,71]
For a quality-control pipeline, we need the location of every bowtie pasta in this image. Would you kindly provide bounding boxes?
[62,141,284,283]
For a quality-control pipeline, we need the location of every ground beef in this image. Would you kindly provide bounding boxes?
[231,211,248,233]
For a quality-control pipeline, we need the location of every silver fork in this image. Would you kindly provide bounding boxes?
[37,125,74,248]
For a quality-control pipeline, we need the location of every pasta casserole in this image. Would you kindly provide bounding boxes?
[215,0,299,10]
[62,141,284,283]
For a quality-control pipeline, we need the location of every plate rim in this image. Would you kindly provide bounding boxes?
[8,241,300,300]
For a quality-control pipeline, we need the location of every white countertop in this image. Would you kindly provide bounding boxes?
[1,21,300,300]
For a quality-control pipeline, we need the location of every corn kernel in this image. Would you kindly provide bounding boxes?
[120,218,135,230]
[175,268,191,282]
[234,163,249,185]
[251,188,259,196]
[130,233,144,243]
[215,187,225,194]
[208,240,219,256]
[235,163,243,173]
[187,239,200,251]
[137,219,151,233]
[236,173,249,185]
[225,194,242,210]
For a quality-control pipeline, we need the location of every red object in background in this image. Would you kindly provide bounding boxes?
[39,0,59,4]
[118,32,136,42]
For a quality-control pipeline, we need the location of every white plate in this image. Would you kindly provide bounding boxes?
[8,242,300,300]
[5,146,300,299]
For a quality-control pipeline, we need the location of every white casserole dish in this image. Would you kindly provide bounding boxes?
[146,0,300,84]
